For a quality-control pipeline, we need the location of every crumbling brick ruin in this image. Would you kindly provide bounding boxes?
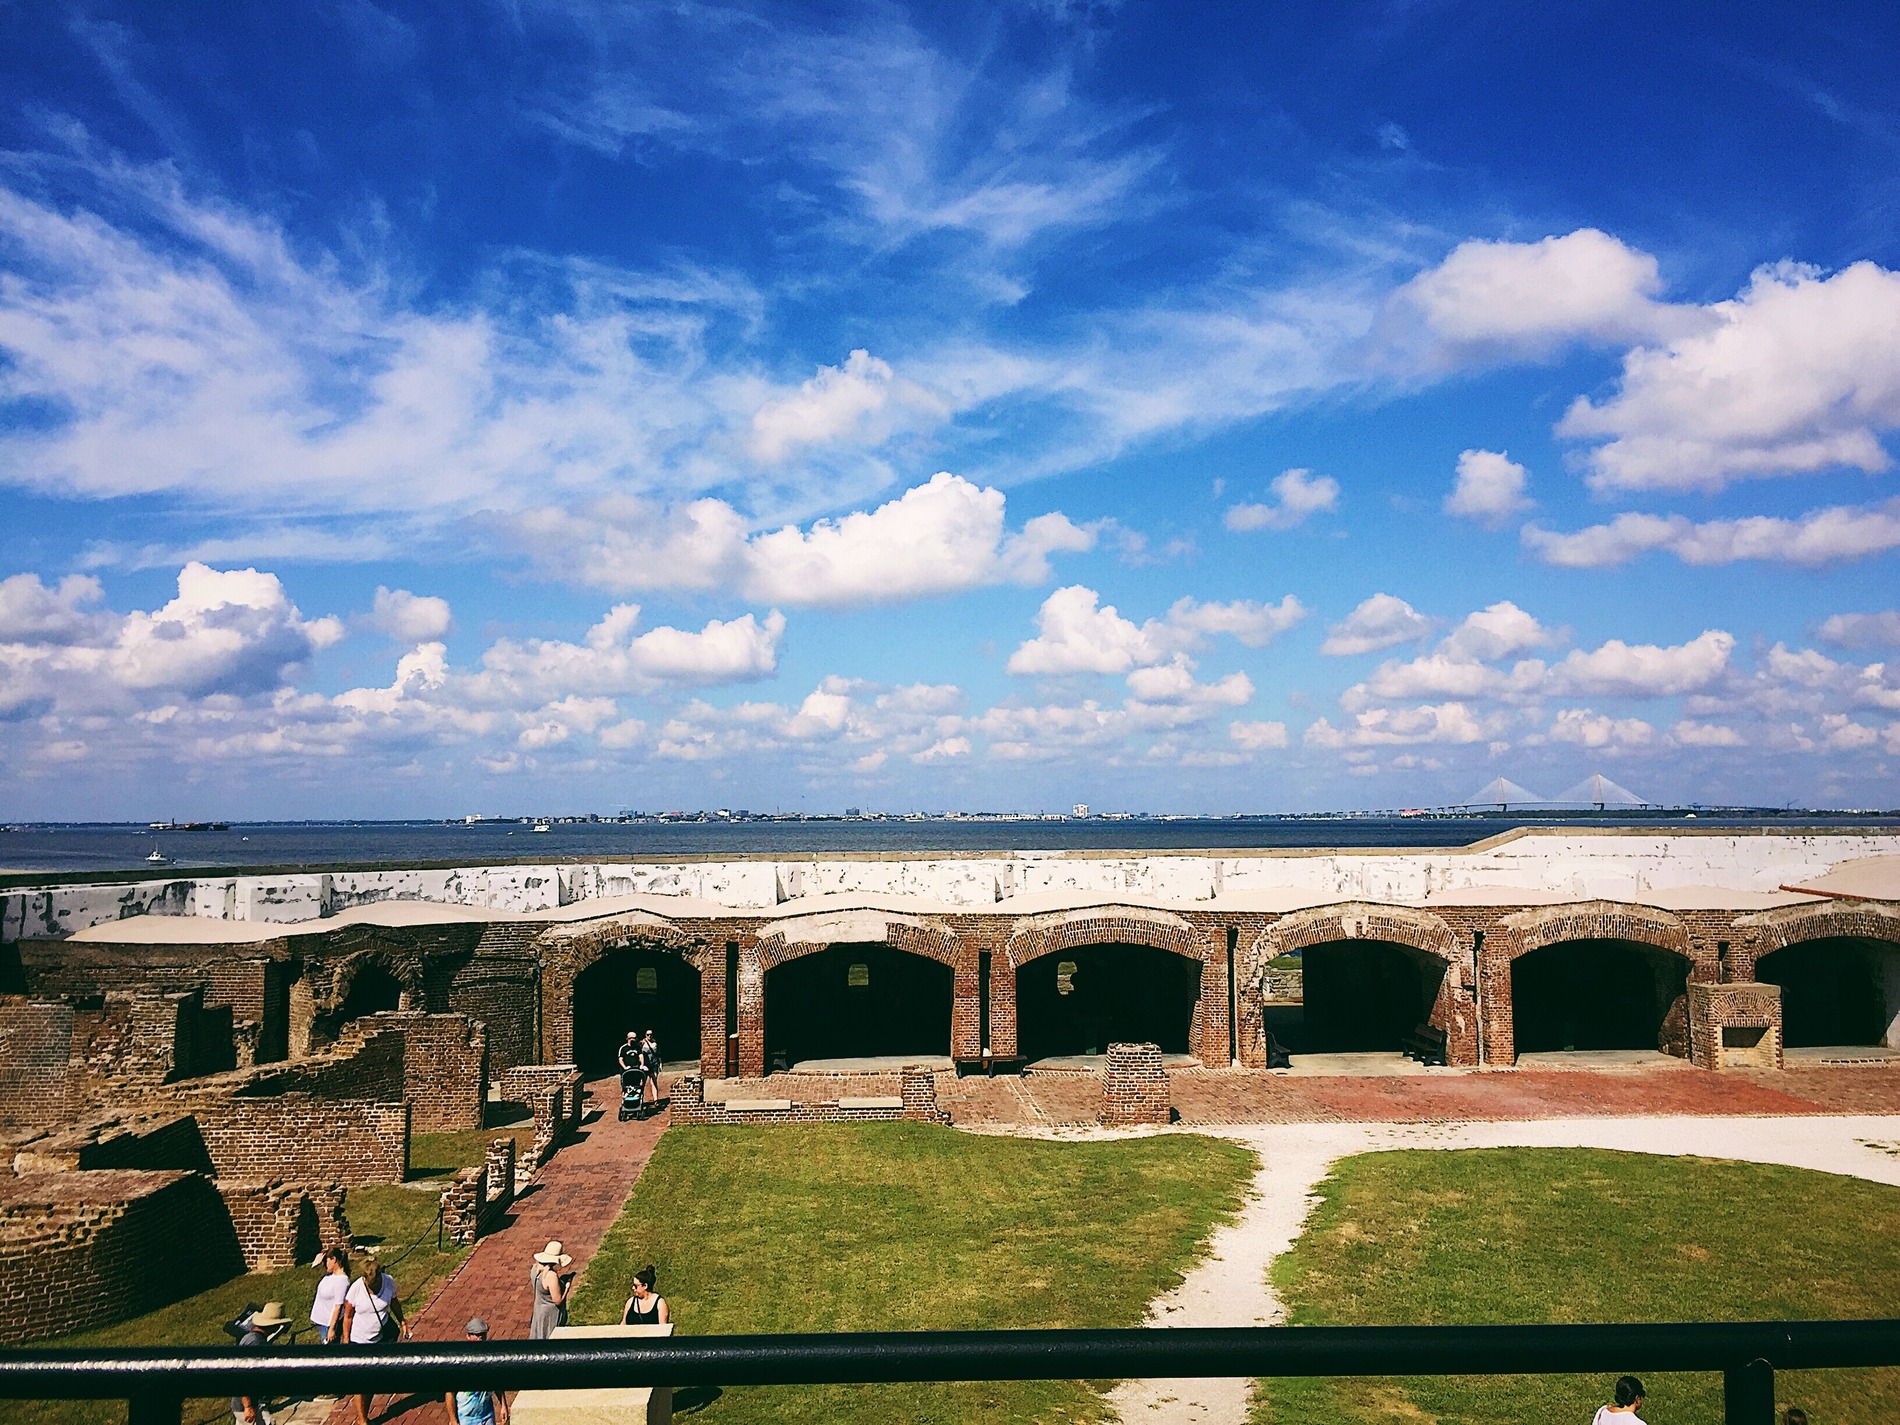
[1,830,1896,1341]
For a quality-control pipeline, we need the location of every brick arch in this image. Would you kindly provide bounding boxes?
[328,947,426,1005]
[1242,903,1463,985]
[1733,899,1900,963]
[1732,899,1900,1050]
[996,906,1221,1066]
[1497,900,1695,963]
[1002,905,1204,970]
[755,912,969,974]
[753,912,976,1065]
[1241,903,1472,1066]
[537,914,709,1067]
[294,946,427,1055]
[1485,901,1707,1066]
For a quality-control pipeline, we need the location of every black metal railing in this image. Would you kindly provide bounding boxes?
[6,1321,1899,1425]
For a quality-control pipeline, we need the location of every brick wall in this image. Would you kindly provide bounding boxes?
[181,1096,411,1184]
[217,1178,347,1271]
[0,999,74,1127]
[500,1063,581,1102]
[343,1012,487,1132]
[0,1170,241,1345]
[1101,1042,1170,1127]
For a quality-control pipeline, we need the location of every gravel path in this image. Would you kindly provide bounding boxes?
[1104,1114,1900,1425]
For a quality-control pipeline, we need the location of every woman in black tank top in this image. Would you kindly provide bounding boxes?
[621,1266,669,1327]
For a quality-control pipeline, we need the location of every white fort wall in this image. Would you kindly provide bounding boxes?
[4,828,1897,942]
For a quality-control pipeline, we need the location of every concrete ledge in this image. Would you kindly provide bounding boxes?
[513,1324,672,1425]
[838,1096,904,1110]
[721,1098,793,1112]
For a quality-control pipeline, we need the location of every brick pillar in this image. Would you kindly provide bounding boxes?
[736,944,765,1078]
[900,1066,950,1124]
[989,954,1019,1061]
[700,951,726,1078]
[951,950,981,1062]
[1101,1042,1170,1127]
[1478,932,1518,1066]
[484,1137,518,1209]
[440,1164,486,1246]
[1193,943,1227,1065]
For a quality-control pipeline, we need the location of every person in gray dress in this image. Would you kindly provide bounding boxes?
[528,1241,572,1339]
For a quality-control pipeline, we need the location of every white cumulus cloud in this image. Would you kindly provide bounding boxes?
[747,349,947,463]
[1224,468,1339,531]
[1548,708,1657,750]
[510,473,1095,607]
[1385,229,1690,362]
[1817,611,1900,650]
[1444,448,1532,525]
[367,587,453,642]
[1557,260,1900,492]
[1007,586,1302,676]
[1321,593,1431,657]
[1543,630,1734,699]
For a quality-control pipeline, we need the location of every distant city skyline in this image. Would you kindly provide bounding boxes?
[2,3,1898,819]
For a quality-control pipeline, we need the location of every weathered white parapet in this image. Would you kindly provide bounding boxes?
[3,828,1896,941]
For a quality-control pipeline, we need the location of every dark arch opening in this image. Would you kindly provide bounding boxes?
[1756,938,1894,1048]
[338,964,404,1025]
[572,948,703,1076]
[1269,940,1447,1053]
[1511,939,1688,1053]
[764,943,953,1067]
[1016,943,1202,1060]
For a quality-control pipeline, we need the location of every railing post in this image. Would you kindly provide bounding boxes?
[127,1391,182,1425]
[1723,1357,1774,1425]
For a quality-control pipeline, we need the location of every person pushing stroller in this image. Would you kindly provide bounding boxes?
[616,1031,646,1121]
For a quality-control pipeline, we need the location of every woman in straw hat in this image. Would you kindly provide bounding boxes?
[529,1241,572,1339]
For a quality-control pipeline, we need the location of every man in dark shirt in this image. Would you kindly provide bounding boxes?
[232,1301,290,1425]
[616,1031,644,1093]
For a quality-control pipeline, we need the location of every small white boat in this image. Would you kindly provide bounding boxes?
[532,822,551,833]
[145,850,170,864]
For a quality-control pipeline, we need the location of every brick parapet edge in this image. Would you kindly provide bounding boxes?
[669,1066,949,1126]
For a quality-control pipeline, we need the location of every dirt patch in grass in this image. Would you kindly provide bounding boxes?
[568,1122,1255,1425]
[1254,1147,1900,1425]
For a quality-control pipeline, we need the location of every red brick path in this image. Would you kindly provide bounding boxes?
[330,1078,668,1425]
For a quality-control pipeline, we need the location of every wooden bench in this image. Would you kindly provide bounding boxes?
[1401,1023,1448,1066]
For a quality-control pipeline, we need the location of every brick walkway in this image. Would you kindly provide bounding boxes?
[329,1078,668,1425]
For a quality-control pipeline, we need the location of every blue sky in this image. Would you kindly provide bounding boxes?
[2,0,1899,818]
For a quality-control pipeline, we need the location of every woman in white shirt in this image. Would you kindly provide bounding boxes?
[339,1253,404,1425]
[1592,1375,1646,1425]
[309,1249,350,1344]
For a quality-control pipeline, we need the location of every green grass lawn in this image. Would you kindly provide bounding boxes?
[408,1103,535,1181]
[1253,1148,1900,1425]
[0,1182,466,1425]
[567,1122,1255,1425]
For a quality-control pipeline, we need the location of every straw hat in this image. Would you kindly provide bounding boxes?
[250,1302,291,1332]
[533,1241,573,1268]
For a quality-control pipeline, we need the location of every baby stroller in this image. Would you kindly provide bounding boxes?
[618,1066,648,1121]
